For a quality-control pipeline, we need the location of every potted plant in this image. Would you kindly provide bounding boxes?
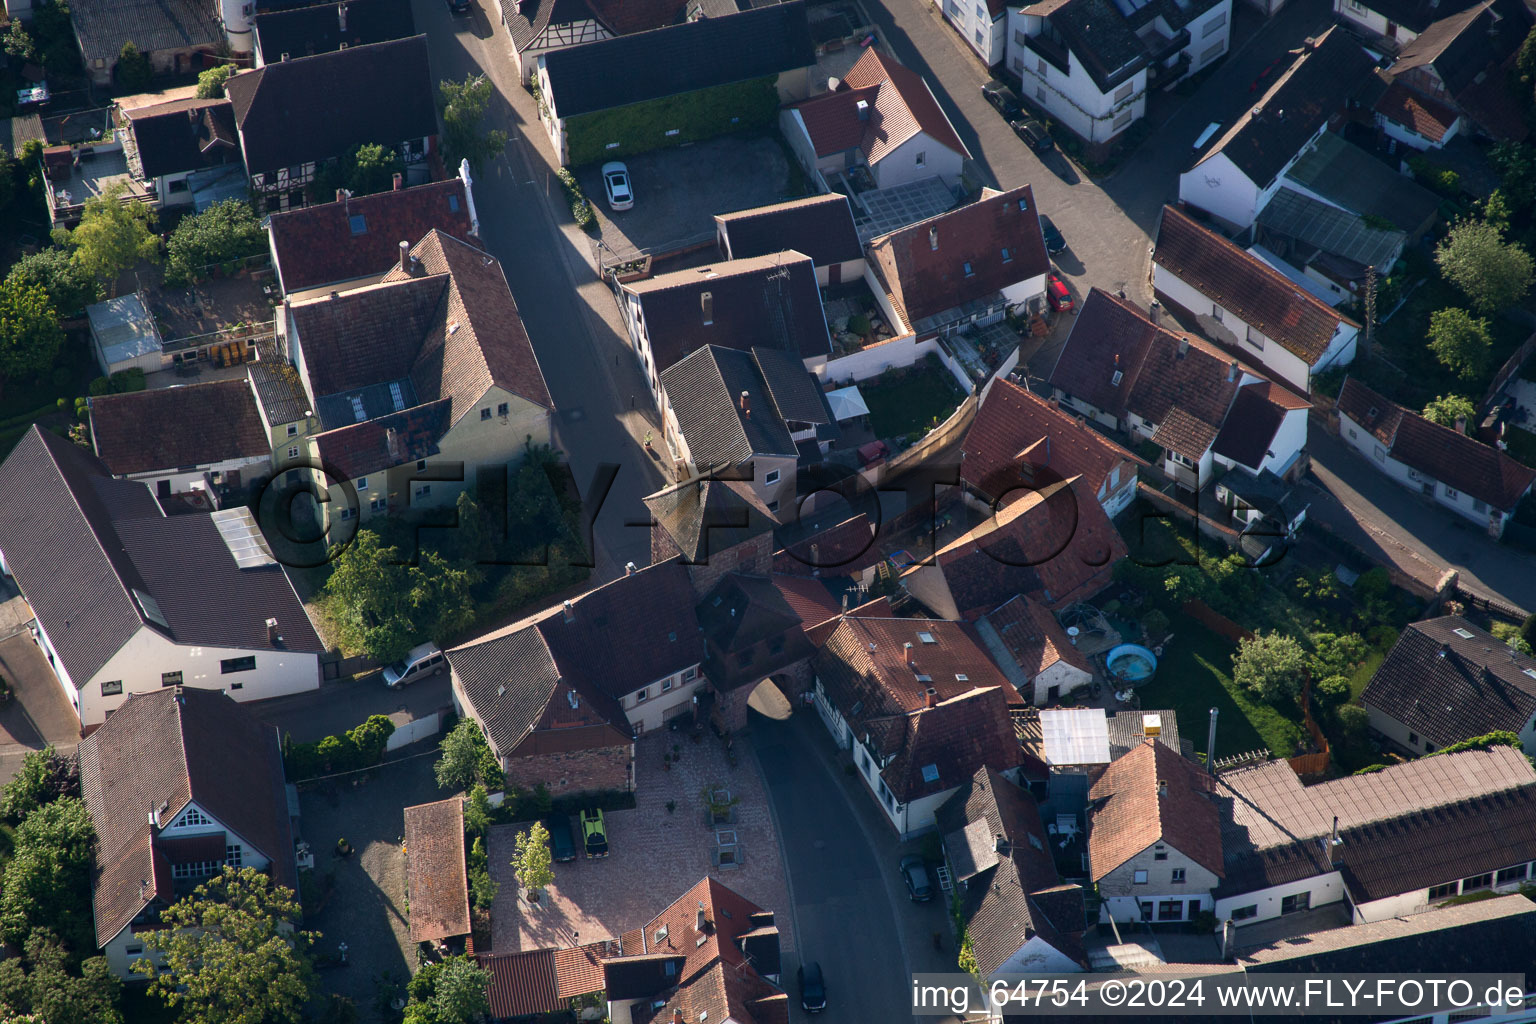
[671,742,681,764]
[336,837,352,857]
[663,752,672,771]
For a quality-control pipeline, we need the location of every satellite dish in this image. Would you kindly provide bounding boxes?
[1067,626,1080,636]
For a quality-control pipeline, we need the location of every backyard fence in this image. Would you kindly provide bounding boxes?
[820,333,938,384]
[883,392,978,479]
[1180,599,1253,644]
[385,709,448,752]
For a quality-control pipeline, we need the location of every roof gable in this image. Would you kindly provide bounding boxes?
[251,0,417,64]
[715,193,863,268]
[1089,740,1223,880]
[644,476,779,563]
[90,378,269,476]
[791,48,970,165]
[661,346,799,466]
[122,98,239,180]
[1210,381,1306,470]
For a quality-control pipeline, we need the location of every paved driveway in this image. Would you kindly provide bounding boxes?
[251,672,454,746]
[487,730,792,954]
[0,634,81,785]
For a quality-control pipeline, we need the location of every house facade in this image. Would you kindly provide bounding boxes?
[943,0,1006,65]
[973,594,1095,705]
[1337,377,1536,538]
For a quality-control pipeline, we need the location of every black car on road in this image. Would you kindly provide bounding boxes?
[799,961,827,1012]
[1010,116,1055,154]
[1040,215,1067,255]
[982,80,1022,121]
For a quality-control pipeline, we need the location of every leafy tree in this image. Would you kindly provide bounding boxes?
[5,247,102,316]
[133,867,316,1024]
[1481,189,1514,234]
[324,531,478,663]
[196,63,237,99]
[1491,621,1534,655]
[1313,675,1351,710]
[115,41,152,91]
[1435,218,1535,315]
[434,719,496,792]
[4,21,37,62]
[0,797,96,952]
[165,200,264,284]
[0,147,16,218]
[403,956,489,1024]
[347,714,395,764]
[463,784,492,837]
[1490,141,1536,208]
[1421,394,1476,428]
[1518,23,1536,88]
[1,746,79,822]
[0,928,121,1024]
[437,75,507,173]
[1232,632,1308,703]
[348,143,403,197]
[65,184,159,293]
[512,821,554,898]
[1307,631,1367,681]
[0,279,64,398]
[28,0,79,72]
[468,833,498,911]
[1428,307,1493,381]
[1521,612,1536,650]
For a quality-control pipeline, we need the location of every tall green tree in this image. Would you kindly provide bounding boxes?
[133,867,315,1024]
[165,199,265,284]
[196,63,238,99]
[1232,632,1308,703]
[0,928,122,1024]
[0,278,64,398]
[348,143,403,196]
[434,719,498,792]
[1421,393,1477,427]
[512,821,554,898]
[1435,218,1535,315]
[0,797,96,952]
[402,956,490,1024]
[1428,307,1493,381]
[1,745,79,823]
[437,75,507,173]
[324,530,478,662]
[5,246,102,316]
[65,183,159,293]
[3,21,37,62]
[115,41,152,91]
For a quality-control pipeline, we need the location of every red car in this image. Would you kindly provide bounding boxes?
[1047,273,1075,313]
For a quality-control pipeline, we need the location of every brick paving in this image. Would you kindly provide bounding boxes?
[488,729,793,955]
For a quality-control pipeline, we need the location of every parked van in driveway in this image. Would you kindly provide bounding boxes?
[383,642,444,688]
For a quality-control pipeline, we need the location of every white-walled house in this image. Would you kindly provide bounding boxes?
[80,687,298,978]
[0,427,324,731]
[1178,28,1374,229]
[1006,0,1230,145]
[1152,205,1359,394]
[810,616,1024,838]
[1337,377,1536,539]
[1210,381,1311,479]
[1331,0,1480,50]
[1362,616,1536,756]
[781,47,971,191]
[973,594,1095,704]
[944,0,1007,65]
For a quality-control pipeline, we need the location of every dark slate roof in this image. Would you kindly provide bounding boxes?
[248,359,313,427]
[251,0,417,65]
[661,347,800,466]
[868,185,1050,327]
[1152,205,1354,364]
[643,477,779,563]
[1218,468,1310,525]
[1346,0,1481,34]
[90,378,270,476]
[1363,615,1536,748]
[449,560,704,754]
[79,688,295,947]
[268,180,475,293]
[70,0,221,67]
[541,1,813,118]
[1033,0,1149,93]
[224,35,436,174]
[1337,377,1536,512]
[1193,28,1375,189]
[289,275,447,395]
[0,428,321,687]
[715,194,863,269]
[1392,0,1533,96]
[622,252,831,372]
[695,572,813,690]
[312,397,452,480]
[122,98,239,180]
[1283,132,1440,235]
[1210,381,1305,471]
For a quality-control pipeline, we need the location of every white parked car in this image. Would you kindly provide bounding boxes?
[602,161,633,211]
[383,642,444,688]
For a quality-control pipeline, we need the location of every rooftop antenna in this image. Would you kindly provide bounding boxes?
[1206,707,1219,774]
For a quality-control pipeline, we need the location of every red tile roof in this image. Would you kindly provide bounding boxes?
[770,573,844,628]
[403,798,470,942]
[791,48,970,166]
[982,594,1092,678]
[481,949,559,1017]
[774,513,883,574]
[638,876,768,984]
[868,185,1050,327]
[1088,740,1223,881]
[553,942,612,998]
[584,0,687,34]
[1374,81,1459,142]
[90,378,269,475]
[1338,377,1536,511]
[268,179,474,293]
[312,396,452,481]
[644,959,790,1024]
[1153,205,1355,365]
[961,377,1143,504]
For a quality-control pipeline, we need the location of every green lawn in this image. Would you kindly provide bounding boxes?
[1349,648,1387,701]
[860,357,965,442]
[1503,425,1536,467]
[1136,619,1306,762]
[0,333,98,460]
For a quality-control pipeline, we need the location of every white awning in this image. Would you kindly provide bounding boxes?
[826,385,869,422]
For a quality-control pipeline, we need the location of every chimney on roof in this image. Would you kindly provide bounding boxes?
[562,599,575,624]
[1220,917,1234,960]
[740,390,751,418]
[696,902,707,932]
[856,99,870,121]
[625,561,637,576]
[281,52,290,61]
[929,227,939,251]
[1227,360,1239,383]
[701,290,714,325]
[392,172,403,191]
[1149,300,1161,323]
[1157,779,1168,796]
[993,833,1009,854]
[337,1,347,30]
[1454,415,1467,435]
[924,686,938,709]
[266,617,279,645]
[399,240,410,273]
[336,189,347,204]
[1327,815,1340,864]
[841,591,850,615]
[1439,643,1450,658]
[904,641,914,666]
[673,1011,685,1024]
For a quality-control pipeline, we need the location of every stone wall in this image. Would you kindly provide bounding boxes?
[503,743,633,797]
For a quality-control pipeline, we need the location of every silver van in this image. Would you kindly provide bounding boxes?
[383,642,445,688]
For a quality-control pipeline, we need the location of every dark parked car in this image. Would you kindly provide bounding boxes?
[446,0,471,13]
[982,80,1022,120]
[799,961,827,1012]
[900,855,934,902]
[1040,215,1067,255]
[581,808,608,858]
[1010,116,1055,154]
[545,815,576,863]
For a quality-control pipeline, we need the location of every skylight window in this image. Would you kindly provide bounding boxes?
[921,764,940,783]
[133,588,170,630]
[962,261,975,277]
[349,214,367,235]
[955,673,968,681]
[1112,370,1124,386]
[1453,628,1474,639]
[918,631,936,644]
[448,195,461,212]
